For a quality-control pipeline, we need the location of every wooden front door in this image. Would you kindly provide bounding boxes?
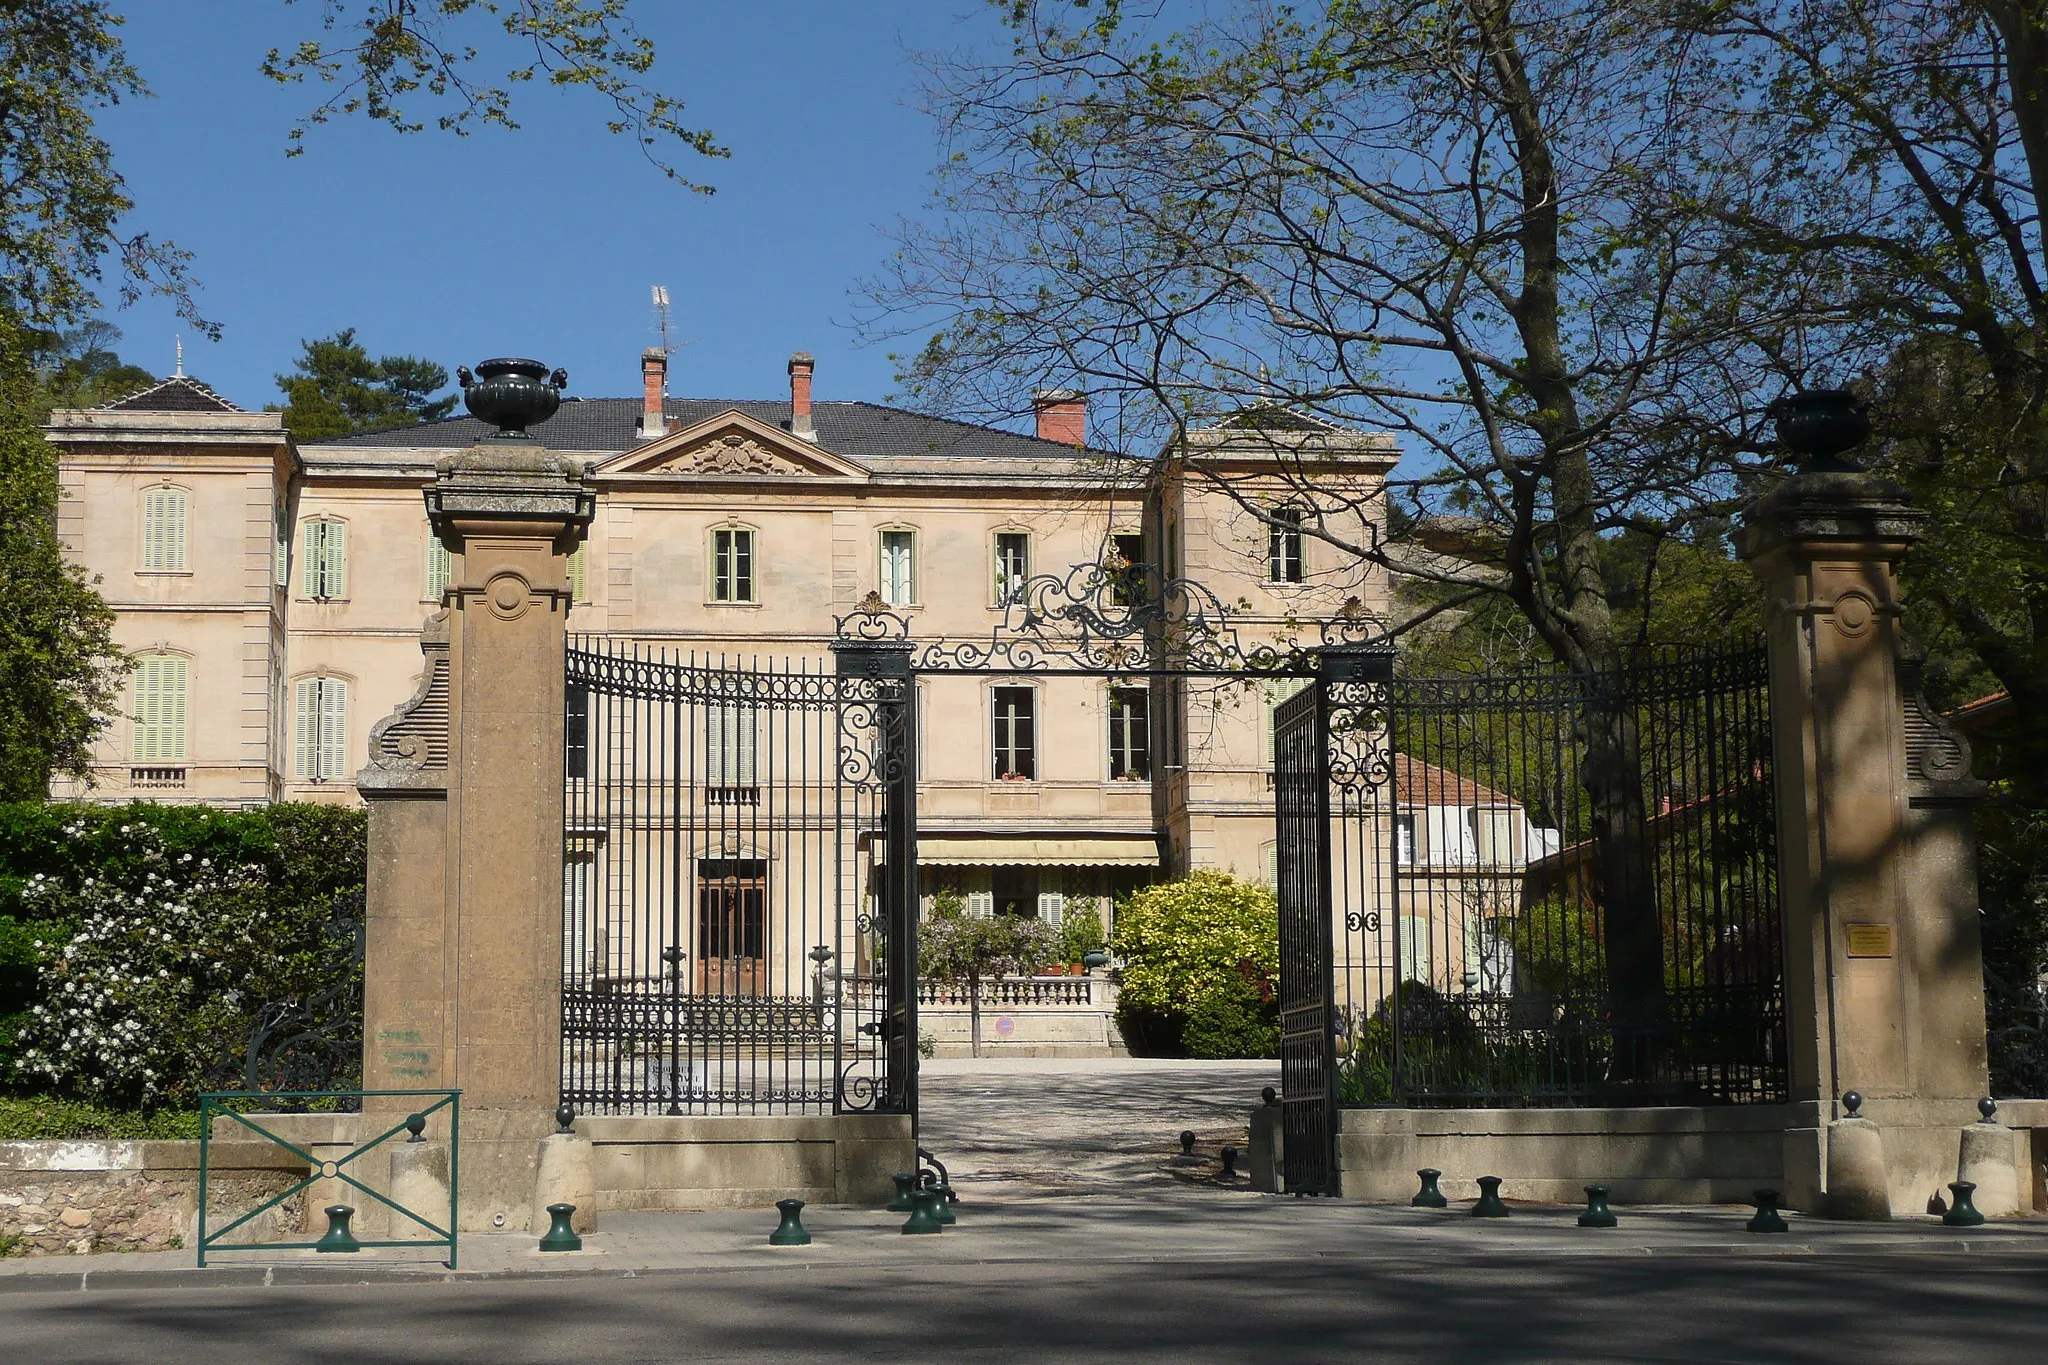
[697,859,767,994]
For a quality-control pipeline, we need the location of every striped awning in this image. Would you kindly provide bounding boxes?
[913,834,1160,867]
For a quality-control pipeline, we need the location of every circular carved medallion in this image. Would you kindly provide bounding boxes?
[1831,590,1875,638]
[485,571,532,621]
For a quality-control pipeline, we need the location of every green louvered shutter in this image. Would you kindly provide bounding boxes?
[142,487,187,571]
[319,678,350,780]
[567,544,587,602]
[134,656,189,761]
[294,678,320,778]
[426,537,452,600]
[303,521,348,598]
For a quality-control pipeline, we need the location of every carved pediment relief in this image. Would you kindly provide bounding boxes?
[592,409,869,480]
[653,432,808,477]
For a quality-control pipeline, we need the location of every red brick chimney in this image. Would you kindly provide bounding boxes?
[638,347,667,440]
[1034,389,1086,446]
[789,352,816,441]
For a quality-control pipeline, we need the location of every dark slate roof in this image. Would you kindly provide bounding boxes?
[101,375,245,414]
[311,398,1103,463]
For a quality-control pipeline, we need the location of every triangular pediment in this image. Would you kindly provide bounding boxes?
[592,410,868,479]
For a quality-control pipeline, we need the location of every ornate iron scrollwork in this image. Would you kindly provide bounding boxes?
[835,562,1391,675]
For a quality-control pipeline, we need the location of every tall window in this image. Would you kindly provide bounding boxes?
[1108,687,1150,780]
[294,676,350,781]
[1394,812,1417,865]
[131,655,189,762]
[1109,532,1145,605]
[301,519,348,599]
[425,537,453,600]
[991,686,1036,779]
[141,487,188,571]
[879,530,915,606]
[1268,506,1305,583]
[712,527,754,603]
[707,704,758,798]
[994,532,1029,605]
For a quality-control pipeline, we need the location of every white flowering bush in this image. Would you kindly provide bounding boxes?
[0,804,365,1110]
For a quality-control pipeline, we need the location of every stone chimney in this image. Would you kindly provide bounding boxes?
[1034,390,1086,446]
[789,352,816,441]
[638,348,667,441]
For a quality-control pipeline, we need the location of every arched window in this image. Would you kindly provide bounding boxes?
[132,655,189,761]
[141,487,188,571]
[294,676,351,781]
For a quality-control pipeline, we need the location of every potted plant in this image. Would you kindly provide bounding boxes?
[1057,910,1108,974]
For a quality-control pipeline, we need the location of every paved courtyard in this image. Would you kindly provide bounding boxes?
[5,1060,2048,1360]
[916,1057,1279,1196]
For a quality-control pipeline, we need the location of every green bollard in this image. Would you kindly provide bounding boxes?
[1746,1188,1790,1234]
[538,1202,583,1252]
[769,1198,812,1246]
[1577,1184,1617,1228]
[1412,1168,1449,1208]
[930,1181,957,1226]
[314,1204,360,1253]
[1470,1175,1510,1218]
[1943,1181,1986,1228]
[887,1172,918,1212]
[901,1186,946,1235]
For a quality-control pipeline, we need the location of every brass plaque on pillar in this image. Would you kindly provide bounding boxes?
[1845,922,1895,958]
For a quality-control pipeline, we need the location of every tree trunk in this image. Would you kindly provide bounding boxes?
[1580,695,1665,1084]
[968,969,984,1059]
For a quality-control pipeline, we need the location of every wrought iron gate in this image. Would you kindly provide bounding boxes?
[560,636,915,1116]
[1273,683,1335,1194]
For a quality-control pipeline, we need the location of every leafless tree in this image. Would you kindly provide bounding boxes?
[863,0,1833,1054]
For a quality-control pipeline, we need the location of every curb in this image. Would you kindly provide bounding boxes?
[1,1235,2043,1294]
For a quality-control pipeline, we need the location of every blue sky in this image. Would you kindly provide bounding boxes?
[98,3,989,414]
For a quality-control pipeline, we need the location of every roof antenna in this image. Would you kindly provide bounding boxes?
[173,335,184,378]
[651,285,674,373]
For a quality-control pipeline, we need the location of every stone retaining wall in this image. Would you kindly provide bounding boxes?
[0,1141,308,1257]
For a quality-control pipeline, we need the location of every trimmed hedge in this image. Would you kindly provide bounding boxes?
[0,1095,200,1141]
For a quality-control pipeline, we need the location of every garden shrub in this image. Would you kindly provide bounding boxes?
[0,802,366,1113]
[1112,871,1279,1058]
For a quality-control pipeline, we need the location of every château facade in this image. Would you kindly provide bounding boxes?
[46,349,1396,931]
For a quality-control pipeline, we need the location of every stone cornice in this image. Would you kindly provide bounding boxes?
[424,442,596,537]
[1734,471,1925,561]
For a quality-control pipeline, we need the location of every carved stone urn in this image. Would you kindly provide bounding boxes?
[457,357,567,437]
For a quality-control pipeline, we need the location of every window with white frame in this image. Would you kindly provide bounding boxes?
[140,486,188,571]
[994,532,1029,605]
[1394,812,1417,865]
[1107,687,1150,780]
[991,685,1036,779]
[131,655,189,762]
[566,684,592,780]
[879,529,915,606]
[1267,506,1305,583]
[711,527,754,602]
[301,519,348,599]
[425,536,453,600]
[294,676,350,781]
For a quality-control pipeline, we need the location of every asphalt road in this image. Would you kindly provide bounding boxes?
[4,1250,2044,1364]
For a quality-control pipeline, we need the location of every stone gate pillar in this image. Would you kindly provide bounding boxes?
[1738,395,1988,1214]
[359,361,592,1232]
